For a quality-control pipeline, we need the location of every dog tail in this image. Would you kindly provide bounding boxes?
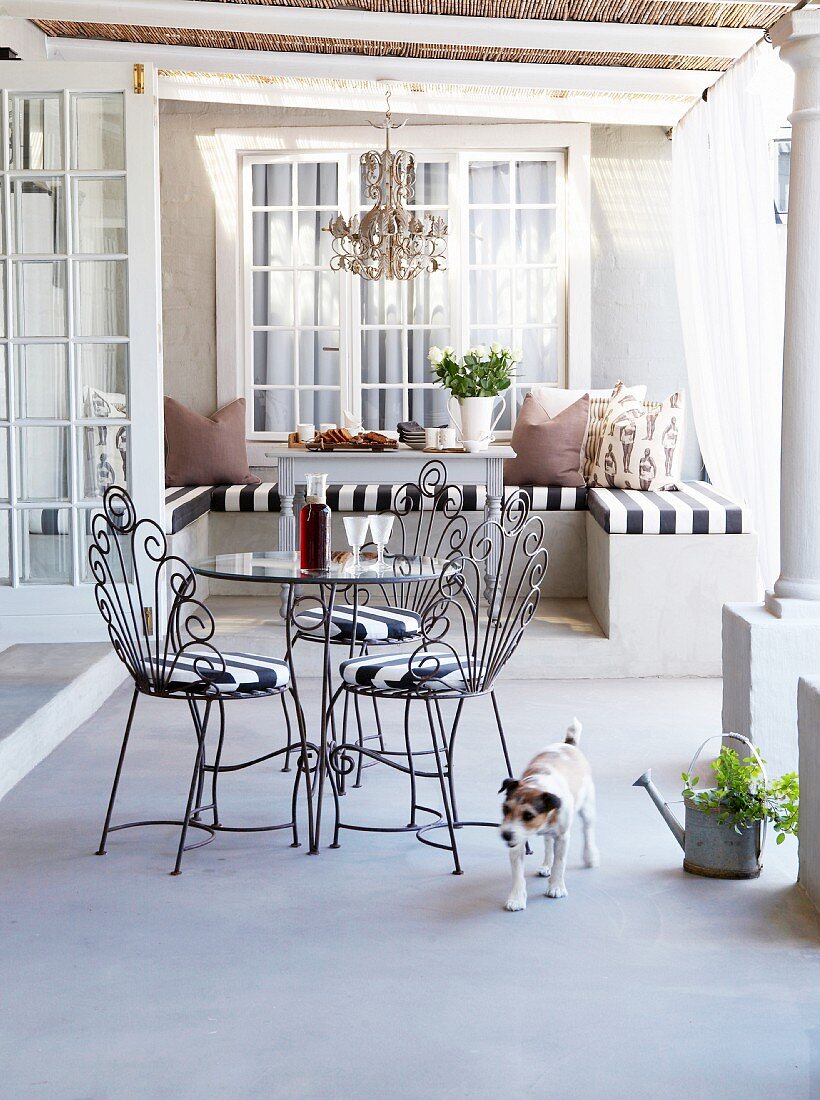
[565,717,582,746]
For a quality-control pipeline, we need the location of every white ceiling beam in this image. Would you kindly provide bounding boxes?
[45,37,723,98]
[160,72,692,126]
[10,0,764,59]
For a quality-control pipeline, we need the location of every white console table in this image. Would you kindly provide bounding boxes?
[266,444,515,615]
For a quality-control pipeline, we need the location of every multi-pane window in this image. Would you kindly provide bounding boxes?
[466,157,563,430]
[249,157,344,433]
[242,148,566,438]
[0,91,129,586]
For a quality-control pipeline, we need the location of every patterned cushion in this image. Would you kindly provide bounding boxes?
[587,482,748,534]
[510,485,587,511]
[340,650,478,693]
[296,604,422,642]
[584,394,662,482]
[589,385,685,492]
[161,650,289,694]
[326,483,485,512]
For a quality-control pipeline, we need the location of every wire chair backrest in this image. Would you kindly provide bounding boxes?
[88,486,224,696]
[374,459,470,614]
[411,489,548,695]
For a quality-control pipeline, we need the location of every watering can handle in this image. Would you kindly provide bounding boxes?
[685,733,768,860]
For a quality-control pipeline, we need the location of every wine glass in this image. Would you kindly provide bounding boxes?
[343,515,370,570]
[368,514,395,569]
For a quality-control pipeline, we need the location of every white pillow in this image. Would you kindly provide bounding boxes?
[589,387,686,491]
[530,385,646,418]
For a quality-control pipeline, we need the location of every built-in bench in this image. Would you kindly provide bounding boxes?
[163,478,756,677]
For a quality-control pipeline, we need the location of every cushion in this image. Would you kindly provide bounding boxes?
[164,397,260,489]
[162,650,289,694]
[340,650,479,693]
[587,481,748,534]
[504,392,588,488]
[530,383,647,481]
[589,384,685,492]
[164,486,215,535]
[296,604,422,643]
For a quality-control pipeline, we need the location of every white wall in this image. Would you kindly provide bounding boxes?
[159,103,699,474]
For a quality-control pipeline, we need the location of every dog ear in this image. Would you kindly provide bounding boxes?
[498,778,519,796]
[537,792,562,814]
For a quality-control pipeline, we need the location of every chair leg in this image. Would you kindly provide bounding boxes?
[424,699,462,875]
[280,692,299,847]
[209,700,226,827]
[440,698,464,825]
[171,699,210,876]
[281,688,294,772]
[191,699,213,822]
[404,696,420,829]
[491,690,513,779]
[97,687,140,856]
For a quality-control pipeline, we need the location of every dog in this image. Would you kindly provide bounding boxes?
[499,718,599,911]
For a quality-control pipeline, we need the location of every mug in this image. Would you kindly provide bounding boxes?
[438,427,457,450]
[297,422,316,442]
[425,428,440,450]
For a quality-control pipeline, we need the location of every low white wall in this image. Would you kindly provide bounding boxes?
[798,677,820,912]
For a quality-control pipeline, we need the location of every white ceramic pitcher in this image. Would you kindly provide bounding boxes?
[447,394,506,451]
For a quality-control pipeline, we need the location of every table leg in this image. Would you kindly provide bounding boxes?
[278,456,296,619]
[313,581,340,853]
[282,583,316,854]
[485,455,504,616]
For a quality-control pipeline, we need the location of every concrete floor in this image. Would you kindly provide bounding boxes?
[0,672,818,1099]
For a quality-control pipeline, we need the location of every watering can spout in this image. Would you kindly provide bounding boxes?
[633,768,685,850]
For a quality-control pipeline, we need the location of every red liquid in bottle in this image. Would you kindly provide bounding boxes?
[300,501,331,570]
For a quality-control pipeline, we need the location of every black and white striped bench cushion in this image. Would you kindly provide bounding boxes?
[340,650,480,693]
[296,604,421,643]
[160,650,289,694]
[587,481,749,534]
[165,483,588,535]
[164,486,215,534]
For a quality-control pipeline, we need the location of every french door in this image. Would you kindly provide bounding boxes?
[0,63,163,642]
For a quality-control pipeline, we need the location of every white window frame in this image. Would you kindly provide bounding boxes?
[215,124,591,464]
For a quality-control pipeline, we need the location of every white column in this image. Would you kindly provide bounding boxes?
[722,13,820,775]
[769,10,820,613]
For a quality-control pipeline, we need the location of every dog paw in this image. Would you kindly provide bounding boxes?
[505,895,527,912]
[546,881,568,899]
[584,848,600,868]
[538,865,551,878]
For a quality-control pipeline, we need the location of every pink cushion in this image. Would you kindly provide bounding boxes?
[164,397,260,488]
[504,392,588,488]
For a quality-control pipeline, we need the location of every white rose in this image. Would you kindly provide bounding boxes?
[443,346,455,357]
[490,342,502,355]
[512,348,524,363]
[428,346,443,366]
[474,344,488,359]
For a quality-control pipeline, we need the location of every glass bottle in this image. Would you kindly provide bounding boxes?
[300,472,331,570]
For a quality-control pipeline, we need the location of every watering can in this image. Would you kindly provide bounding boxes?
[633,734,766,879]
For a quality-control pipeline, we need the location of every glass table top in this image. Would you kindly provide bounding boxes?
[192,550,450,585]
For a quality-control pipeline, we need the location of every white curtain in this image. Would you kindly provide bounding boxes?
[672,43,788,590]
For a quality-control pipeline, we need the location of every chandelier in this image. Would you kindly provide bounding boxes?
[325,90,448,281]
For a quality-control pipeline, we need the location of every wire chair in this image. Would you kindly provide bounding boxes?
[290,459,470,786]
[327,489,548,873]
[89,486,306,874]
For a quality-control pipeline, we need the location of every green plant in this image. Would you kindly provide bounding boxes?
[427,343,520,399]
[681,746,799,844]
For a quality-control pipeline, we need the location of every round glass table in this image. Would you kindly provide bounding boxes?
[192,550,450,853]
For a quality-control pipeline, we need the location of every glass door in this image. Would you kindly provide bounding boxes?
[0,63,162,641]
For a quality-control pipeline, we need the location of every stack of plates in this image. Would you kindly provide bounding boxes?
[397,422,428,450]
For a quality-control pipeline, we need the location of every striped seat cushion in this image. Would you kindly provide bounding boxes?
[160,650,289,694]
[211,483,281,513]
[296,604,421,643]
[587,482,749,534]
[326,483,486,512]
[340,650,479,693]
[163,481,588,535]
[164,486,215,535]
